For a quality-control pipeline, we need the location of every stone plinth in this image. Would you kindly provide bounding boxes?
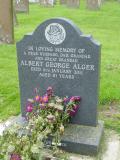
[1,115,104,155]
[60,121,104,155]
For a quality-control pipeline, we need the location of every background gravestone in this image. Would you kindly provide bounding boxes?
[17,18,104,155]
[0,0,14,44]
[60,0,66,5]
[13,7,18,26]
[39,0,54,7]
[15,0,29,13]
[29,0,39,2]
[66,0,80,8]
[87,0,101,10]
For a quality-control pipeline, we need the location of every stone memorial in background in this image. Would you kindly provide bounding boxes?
[87,0,101,10]
[60,0,66,5]
[15,0,29,13]
[17,18,104,155]
[29,0,39,2]
[0,0,14,44]
[13,7,18,26]
[66,0,80,8]
[39,0,54,7]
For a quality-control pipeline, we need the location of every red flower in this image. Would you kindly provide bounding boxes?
[40,103,46,109]
[34,95,42,103]
[46,86,53,96]
[63,97,69,103]
[70,96,75,102]
[70,96,81,102]
[42,95,49,103]
[74,96,81,101]
[26,103,33,112]
[10,154,21,160]
[68,105,79,117]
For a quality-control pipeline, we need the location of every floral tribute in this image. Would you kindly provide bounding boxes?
[0,87,81,160]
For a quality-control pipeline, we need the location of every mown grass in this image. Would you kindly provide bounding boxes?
[0,0,120,129]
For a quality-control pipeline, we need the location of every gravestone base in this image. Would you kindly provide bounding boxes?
[2,116,103,156]
[60,121,104,155]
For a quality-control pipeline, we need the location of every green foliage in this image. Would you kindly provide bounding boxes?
[0,90,80,159]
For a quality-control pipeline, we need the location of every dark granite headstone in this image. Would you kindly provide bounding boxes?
[17,18,100,126]
[17,18,103,155]
[0,0,14,44]
[15,0,29,13]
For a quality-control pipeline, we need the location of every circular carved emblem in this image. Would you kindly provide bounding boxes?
[45,23,66,45]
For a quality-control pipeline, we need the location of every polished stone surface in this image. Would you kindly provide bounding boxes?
[17,18,101,127]
[60,121,104,155]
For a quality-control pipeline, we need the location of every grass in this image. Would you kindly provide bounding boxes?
[0,1,120,132]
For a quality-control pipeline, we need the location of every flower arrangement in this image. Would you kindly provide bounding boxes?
[0,87,81,160]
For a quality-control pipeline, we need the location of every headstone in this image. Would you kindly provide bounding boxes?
[17,18,100,126]
[39,0,54,7]
[66,0,80,8]
[87,0,101,10]
[0,0,14,44]
[53,0,56,5]
[13,7,18,26]
[60,0,66,5]
[15,0,29,13]
[17,18,104,155]
[29,0,39,2]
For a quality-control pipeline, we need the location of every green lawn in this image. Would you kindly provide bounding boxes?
[0,0,120,130]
